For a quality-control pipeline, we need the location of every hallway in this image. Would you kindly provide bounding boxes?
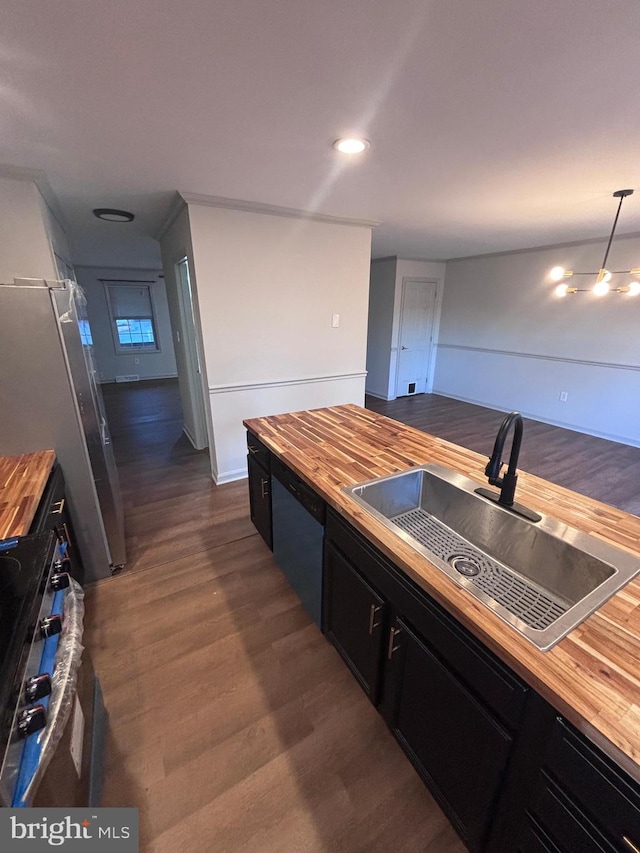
[100,378,254,575]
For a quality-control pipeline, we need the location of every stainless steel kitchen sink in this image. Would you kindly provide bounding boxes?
[343,464,640,650]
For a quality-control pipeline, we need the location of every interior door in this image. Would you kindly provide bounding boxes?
[395,278,437,397]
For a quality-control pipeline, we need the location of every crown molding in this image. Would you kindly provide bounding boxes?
[178,191,380,229]
[448,229,640,264]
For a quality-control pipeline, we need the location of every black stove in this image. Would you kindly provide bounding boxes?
[0,532,58,802]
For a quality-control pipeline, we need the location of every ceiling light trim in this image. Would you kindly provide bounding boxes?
[93,207,135,222]
[332,138,370,154]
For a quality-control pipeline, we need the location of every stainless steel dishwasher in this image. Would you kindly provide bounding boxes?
[271,457,325,628]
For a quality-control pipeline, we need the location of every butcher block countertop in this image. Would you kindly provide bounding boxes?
[0,451,56,539]
[244,404,640,781]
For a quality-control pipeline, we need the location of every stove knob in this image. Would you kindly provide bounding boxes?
[40,614,62,639]
[25,674,52,703]
[50,572,70,591]
[17,705,47,738]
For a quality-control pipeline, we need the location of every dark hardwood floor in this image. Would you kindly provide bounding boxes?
[87,380,465,852]
[366,393,640,517]
[85,380,638,852]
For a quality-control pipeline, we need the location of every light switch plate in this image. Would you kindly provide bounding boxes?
[332,314,340,328]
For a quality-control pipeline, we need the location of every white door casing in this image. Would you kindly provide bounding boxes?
[176,257,208,450]
[395,278,437,397]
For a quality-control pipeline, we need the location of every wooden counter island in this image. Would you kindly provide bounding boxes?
[245,403,640,851]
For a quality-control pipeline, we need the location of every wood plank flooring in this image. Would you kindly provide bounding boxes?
[86,381,465,852]
[85,381,638,852]
[365,394,640,516]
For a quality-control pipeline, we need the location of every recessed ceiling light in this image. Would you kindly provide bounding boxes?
[93,208,135,223]
[332,138,370,154]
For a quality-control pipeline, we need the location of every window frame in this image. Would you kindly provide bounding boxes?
[103,280,162,355]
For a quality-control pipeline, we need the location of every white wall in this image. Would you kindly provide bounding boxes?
[74,266,177,383]
[434,235,640,446]
[186,202,373,482]
[366,257,446,400]
[0,176,58,281]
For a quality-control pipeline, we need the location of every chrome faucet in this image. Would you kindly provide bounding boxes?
[476,411,541,522]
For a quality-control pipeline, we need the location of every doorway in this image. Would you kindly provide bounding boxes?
[395,278,438,398]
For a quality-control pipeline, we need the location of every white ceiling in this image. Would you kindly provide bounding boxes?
[3,0,640,267]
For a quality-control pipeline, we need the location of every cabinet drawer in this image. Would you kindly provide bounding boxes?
[246,431,271,471]
[529,773,616,853]
[543,718,640,852]
[326,509,528,729]
[517,820,562,853]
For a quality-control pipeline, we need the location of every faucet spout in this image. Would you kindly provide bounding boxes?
[485,411,523,506]
[475,411,541,522]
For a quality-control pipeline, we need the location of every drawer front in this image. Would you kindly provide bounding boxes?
[326,510,528,729]
[246,431,271,471]
[543,718,640,852]
[517,820,562,853]
[529,773,616,853]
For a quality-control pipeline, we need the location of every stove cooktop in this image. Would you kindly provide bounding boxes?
[0,533,56,749]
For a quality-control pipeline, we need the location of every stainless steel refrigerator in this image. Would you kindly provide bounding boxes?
[0,278,125,581]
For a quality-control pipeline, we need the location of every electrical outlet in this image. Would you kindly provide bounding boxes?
[332,314,340,328]
[559,391,568,402]
[134,357,140,364]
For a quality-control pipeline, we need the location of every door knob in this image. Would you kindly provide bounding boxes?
[401,345,408,350]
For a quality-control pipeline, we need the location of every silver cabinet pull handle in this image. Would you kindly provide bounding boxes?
[260,478,269,499]
[248,445,258,454]
[51,498,65,515]
[368,603,382,635]
[387,626,402,659]
[623,838,640,853]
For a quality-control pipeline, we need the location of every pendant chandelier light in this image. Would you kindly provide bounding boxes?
[550,189,640,298]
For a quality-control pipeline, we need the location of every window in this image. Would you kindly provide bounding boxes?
[78,319,93,346]
[105,282,159,353]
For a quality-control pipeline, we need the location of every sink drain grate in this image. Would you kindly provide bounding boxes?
[392,507,569,631]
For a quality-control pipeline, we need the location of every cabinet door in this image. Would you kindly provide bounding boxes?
[390,618,513,853]
[324,543,386,703]
[248,454,272,550]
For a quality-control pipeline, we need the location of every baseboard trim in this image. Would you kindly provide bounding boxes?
[365,389,396,401]
[431,389,640,448]
[100,374,178,384]
[213,467,247,485]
